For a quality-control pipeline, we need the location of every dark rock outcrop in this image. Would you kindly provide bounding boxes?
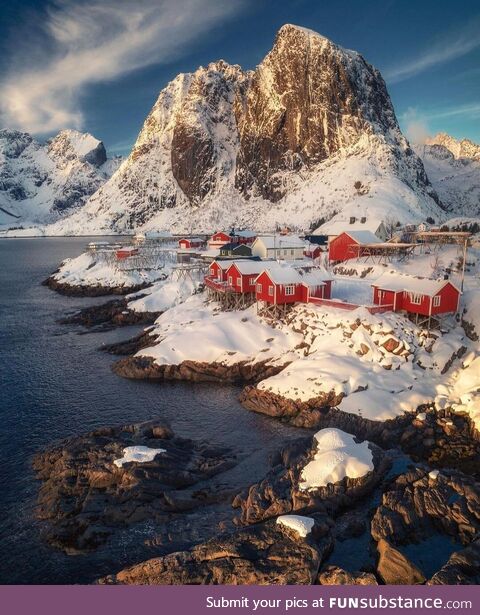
[59,298,160,330]
[428,540,480,585]
[101,329,159,355]
[371,468,480,546]
[318,565,378,585]
[99,518,332,585]
[33,419,235,553]
[241,389,480,477]
[43,275,151,297]
[233,434,389,525]
[376,539,426,585]
[112,356,290,384]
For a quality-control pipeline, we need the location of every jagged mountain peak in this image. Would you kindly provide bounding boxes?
[0,127,119,227]
[47,24,446,235]
[426,133,480,161]
[47,129,107,167]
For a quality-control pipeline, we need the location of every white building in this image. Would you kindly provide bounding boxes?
[251,235,306,260]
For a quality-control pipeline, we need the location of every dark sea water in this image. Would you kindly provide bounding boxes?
[0,238,302,584]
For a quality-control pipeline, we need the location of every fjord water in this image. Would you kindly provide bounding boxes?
[0,238,302,584]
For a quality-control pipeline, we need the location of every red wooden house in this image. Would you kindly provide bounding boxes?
[225,261,264,294]
[208,230,256,249]
[207,259,235,282]
[255,264,332,310]
[328,230,382,262]
[116,246,138,259]
[178,237,204,249]
[372,275,460,318]
[304,243,324,259]
[208,231,231,249]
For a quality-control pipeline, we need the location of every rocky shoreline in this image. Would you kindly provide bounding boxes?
[43,274,152,297]
[240,386,480,477]
[112,355,291,384]
[58,297,161,330]
[33,419,236,554]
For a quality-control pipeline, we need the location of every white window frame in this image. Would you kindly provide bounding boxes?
[433,295,441,307]
[237,277,241,286]
[410,292,423,305]
[228,276,233,286]
[268,285,274,296]
[256,283,262,293]
[284,285,295,296]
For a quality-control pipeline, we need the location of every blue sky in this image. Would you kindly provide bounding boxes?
[0,0,479,155]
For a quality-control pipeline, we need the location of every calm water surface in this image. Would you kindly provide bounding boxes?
[0,238,303,584]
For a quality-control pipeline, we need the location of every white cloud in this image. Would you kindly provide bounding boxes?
[385,18,480,83]
[401,108,430,144]
[0,0,245,134]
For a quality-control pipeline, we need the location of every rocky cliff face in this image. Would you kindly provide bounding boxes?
[417,133,480,217]
[235,25,403,201]
[0,128,120,226]
[47,24,444,235]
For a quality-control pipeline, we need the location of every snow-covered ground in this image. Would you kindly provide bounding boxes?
[51,251,167,289]
[127,277,200,313]
[138,295,301,366]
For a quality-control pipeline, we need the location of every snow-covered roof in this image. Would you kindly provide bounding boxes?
[254,235,306,249]
[179,237,203,242]
[372,273,459,296]
[211,259,236,270]
[229,261,265,275]
[315,218,384,236]
[344,230,383,244]
[235,230,256,238]
[260,262,329,286]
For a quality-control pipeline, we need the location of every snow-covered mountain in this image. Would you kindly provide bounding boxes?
[416,133,480,218]
[48,25,447,234]
[0,128,121,227]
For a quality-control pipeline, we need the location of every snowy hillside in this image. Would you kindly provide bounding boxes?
[416,133,480,218]
[0,128,121,228]
[47,24,444,236]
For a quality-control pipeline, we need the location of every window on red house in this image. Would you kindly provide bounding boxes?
[433,295,441,307]
[285,285,295,296]
[256,283,262,293]
[410,293,423,305]
[268,286,274,296]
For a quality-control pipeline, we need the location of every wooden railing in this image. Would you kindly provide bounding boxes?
[204,276,236,293]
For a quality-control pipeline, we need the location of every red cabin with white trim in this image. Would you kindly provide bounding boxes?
[372,275,460,316]
[208,232,231,249]
[255,264,331,305]
[178,237,204,249]
[329,230,382,262]
[225,261,264,294]
[116,247,138,259]
[304,244,324,259]
[207,259,235,282]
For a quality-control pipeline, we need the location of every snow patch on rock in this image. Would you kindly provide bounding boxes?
[299,428,373,490]
[113,445,166,468]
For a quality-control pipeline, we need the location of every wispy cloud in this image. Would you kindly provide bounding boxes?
[401,108,430,144]
[385,17,480,83]
[400,103,480,143]
[0,0,245,134]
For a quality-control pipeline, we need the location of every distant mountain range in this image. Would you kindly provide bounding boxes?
[415,133,480,218]
[1,24,478,236]
[0,128,121,227]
